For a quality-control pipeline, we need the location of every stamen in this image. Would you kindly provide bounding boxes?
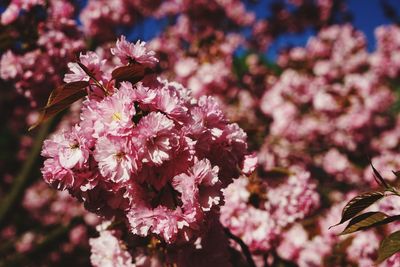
[112,112,122,121]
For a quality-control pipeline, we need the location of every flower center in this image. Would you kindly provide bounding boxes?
[69,142,79,149]
[112,112,122,121]
[114,151,125,162]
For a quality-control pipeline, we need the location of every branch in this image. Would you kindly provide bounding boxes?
[224,227,256,267]
[0,118,54,228]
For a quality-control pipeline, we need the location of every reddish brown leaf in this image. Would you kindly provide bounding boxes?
[46,81,89,107]
[370,162,390,188]
[29,81,89,130]
[111,65,146,84]
[330,191,384,229]
[376,230,400,263]
[340,212,389,235]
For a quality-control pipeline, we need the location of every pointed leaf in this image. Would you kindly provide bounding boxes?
[376,230,400,263]
[331,191,384,228]
[44,90,87,115]
[46,81,89,108]
[341,212,388,235]
[111,65,146,84]
[29,82,88,130]
[392,170,400,178]
[371,162,390,188]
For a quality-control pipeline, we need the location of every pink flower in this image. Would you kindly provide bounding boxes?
[266,171,320,227]
[173,158,221,217]
[174,58,198,78]
[134,112,176,166]
[241,153,258,175]
[84,84,136,138]
[1,0,46,24]
[154,82,189,122]
[41,158,74,190]
[346,231,379,267]
[42,126,90,170]
[127,206,188,243]
[40,36,250,246]
[64,52,105,83]
[1,3,19,25]
[111,36,158,66]
[94,136,139,183]
[297,236,332,267]
[90,230,134,267]
[277,224,308,261]
[0,51,22,79]
[220,177,280,252]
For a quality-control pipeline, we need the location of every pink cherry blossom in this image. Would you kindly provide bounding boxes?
[111,36,158,67]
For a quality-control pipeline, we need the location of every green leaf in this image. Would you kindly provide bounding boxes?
[340,212,397,235]
[376,230,400,263]
[111,65,146,84]
[330,191,384,228]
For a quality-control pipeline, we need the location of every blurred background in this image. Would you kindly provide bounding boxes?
[1,0,400,266]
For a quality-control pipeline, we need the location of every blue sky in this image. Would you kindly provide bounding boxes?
[123,0,400,60]
[254,0,400,59]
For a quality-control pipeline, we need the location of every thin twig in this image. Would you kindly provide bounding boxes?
[224,227,256,267]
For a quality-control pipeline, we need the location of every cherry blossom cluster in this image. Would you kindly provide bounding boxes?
[41,37,251,246]
[89,217,232,267]
[259,24,397,186]
[194,23,400,266]
[0,0,84,108]
[80,0,254,42]
[220,168,320,255]
[245,25,400,266]
[1,0,45,25]
[251,0,350,50]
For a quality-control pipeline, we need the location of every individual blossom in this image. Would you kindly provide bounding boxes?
[1,0,45,25]
[266,170,320,227]
[94,136,140,183]
[172,158,222,216]
[90,228,134,267]
[111,36,158,67]
[297,236,332,267]
[370,25,400,79]
[64,52,106,83]
[134,112,176,166]
[276,224,309,262]
[0,51,22,79]
[220,176,279,253]
[42,126,90,170]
